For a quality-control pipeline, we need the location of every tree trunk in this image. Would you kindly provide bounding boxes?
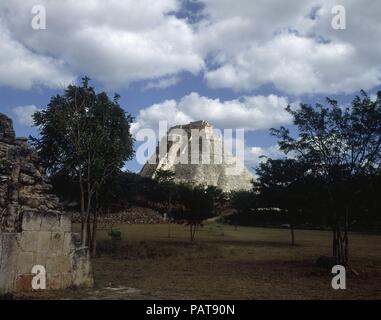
[190,224,193,241]
[82,158,92,247]
[290,223,295,246]
[344,208,349,265]
[332,217,348,266]
[167,191,172,238]
[289,209,295,246]
[91,208,98,257]
[190,224,197,241]
[79,179,86,246]
[86,212,92,247]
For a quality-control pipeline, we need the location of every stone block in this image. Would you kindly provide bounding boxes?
[50,232,64,252]
[0,234,20,294]
[61,272,72,288]
[41,212,61,232]
[55,254,71,274]
[71,247,94,288]
[47,273,62,290]
[21,211,42,231]
[14,274,33,292]
[34,252,49,268]
[60,215,72,232]
[37,231,51,253]
[17,251,34,274]
[20,231,39,252]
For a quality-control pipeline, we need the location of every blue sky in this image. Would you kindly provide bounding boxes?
[1,0,381,173]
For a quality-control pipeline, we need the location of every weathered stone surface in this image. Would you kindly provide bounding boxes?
[37,231,51,253]
[20,231,40,252]
[60,215,72,232]
[50,232,64,252]
[140,120,254,192]
[22,211,42,231]
[0,114,16,142]
[0,234,19,293]
[15,274,34,292]
[41,213,61,232]
[63,232,75,252]
[0,113,93,294]
[0,113,62,232]
[17,252,34,274]
[47,273,62,290]
[71,247,94,288]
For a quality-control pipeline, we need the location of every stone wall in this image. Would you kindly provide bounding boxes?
[0,113,61,233]
[0,212,93,293]
[0,113,93,294]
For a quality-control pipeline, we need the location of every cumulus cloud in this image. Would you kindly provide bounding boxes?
[0,25,74,89]
[0,0,203,89]
[200,0,381,95]
[204,33,376,95]
[12,105,40,126]
[1,0,381,94]
[132,92,292,134]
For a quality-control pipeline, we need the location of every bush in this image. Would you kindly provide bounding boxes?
[108,228,122,241]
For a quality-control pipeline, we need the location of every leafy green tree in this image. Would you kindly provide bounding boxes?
[271,90,381,264]
[31,77,134,255]
[227,190,255,230]
[172,184,220,241]
[255,158,310,245]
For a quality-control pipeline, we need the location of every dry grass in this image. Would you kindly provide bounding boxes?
[15,223,381,300]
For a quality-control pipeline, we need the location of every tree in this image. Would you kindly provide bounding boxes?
[31,77,134,255]
[271,90,381,264]
[154,169,176,237]
[254,158,310,246]
[172,184,220,241]
[228,190,256,230]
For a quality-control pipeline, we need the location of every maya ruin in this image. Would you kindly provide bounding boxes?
[1,0,381,305]
[140,120,254,192]
[0,113,93,294]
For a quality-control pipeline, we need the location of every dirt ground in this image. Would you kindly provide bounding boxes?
[12,223,381,300]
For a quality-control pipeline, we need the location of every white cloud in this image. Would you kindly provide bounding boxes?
[132,92,292,134]
[143,76,181,90]
[0,25,74,89]
[1,0,381,94]
[13,105,40,126]
[0,0,203,89]
[200,0,381,95]
[204,33,375,95]
[246,145,284,167]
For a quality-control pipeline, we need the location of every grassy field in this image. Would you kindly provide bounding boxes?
[18,222,381,300]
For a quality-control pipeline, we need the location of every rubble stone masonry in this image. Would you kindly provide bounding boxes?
[0,113,93,294]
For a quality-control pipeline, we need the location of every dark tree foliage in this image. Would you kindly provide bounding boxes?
[172,184,222,241]
[270,90,381,264]
[254,158,312,245]
[31,77,134,255]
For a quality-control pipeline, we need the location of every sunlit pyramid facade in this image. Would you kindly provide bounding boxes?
[140,121,253,192]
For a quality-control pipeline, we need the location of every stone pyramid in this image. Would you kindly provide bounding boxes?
[140,121,254,192]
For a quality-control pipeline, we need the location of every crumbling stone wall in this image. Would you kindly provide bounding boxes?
[0,113,93,294]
